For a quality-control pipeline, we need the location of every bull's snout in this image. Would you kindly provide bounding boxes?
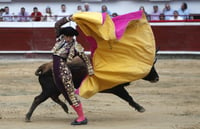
[150,77,159,83]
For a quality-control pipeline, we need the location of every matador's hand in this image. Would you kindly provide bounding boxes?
[88,68,94,76]
[69,15,74,21]
[66,15,74,21]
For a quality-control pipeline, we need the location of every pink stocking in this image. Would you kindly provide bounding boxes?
[71,103,85,122]
[75,88,79,95]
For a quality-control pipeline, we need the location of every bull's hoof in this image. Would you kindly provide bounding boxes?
[25,114,31,122]
[135,105,145,113]
[137,106,145,113]
[130,103,146,113]
[25,118,31,122]
[63,106,69,114]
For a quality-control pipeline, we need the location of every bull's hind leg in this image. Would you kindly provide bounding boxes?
[25,93,49,122]
[50,95,69,114]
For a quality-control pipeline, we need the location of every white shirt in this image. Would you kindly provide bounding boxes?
[163,9,174,20]
[150,11,161,20]
[43,12,55,22]
[57,11,69,20]
[178,9,190,20]
[169,16,183,20]
[2,12,13,22]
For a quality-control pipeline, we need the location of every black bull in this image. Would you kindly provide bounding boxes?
[25,57,159,122]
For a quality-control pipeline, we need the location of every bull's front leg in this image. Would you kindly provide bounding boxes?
[102,84,145,113]
[25,93,49,122]
[50,95,69,114]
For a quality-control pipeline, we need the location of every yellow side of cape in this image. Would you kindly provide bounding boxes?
[73,12,155,98]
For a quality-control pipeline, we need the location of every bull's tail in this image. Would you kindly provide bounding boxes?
[35,61,53,76]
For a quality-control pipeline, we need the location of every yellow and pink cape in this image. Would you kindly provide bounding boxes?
[73,11,155,98]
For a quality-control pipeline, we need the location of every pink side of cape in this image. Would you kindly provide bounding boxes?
[112,10,143,40]
[86,11,143,57]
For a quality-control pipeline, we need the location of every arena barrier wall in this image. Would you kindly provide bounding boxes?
[0,22,200,58]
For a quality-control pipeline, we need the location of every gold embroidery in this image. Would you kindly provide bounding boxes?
[59,59,79,106]
[75,42,84,52]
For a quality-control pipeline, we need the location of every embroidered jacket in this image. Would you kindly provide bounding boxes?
[52,17,93,75]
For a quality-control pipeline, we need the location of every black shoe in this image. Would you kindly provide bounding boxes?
[71,118,88,125]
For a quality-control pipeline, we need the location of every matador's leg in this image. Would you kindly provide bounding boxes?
[53,55,87,125]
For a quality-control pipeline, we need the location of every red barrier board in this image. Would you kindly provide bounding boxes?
[0,22,200,51]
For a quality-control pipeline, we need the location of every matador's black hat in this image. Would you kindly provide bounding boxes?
[60,27,79,36]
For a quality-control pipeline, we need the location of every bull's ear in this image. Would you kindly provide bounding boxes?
[153,47,160,65]
[156,47,160,53]
[154,58,157,64]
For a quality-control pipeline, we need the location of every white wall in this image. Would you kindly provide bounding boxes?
[0,1,200,16]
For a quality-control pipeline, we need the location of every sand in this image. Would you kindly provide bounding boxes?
[0,59,200,129]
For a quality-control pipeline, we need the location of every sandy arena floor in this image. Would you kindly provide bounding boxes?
[0,59,200,129]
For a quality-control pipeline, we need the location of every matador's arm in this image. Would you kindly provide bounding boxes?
[52,16,72,52]
[75,43,94,76]
[55,16,72,38]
